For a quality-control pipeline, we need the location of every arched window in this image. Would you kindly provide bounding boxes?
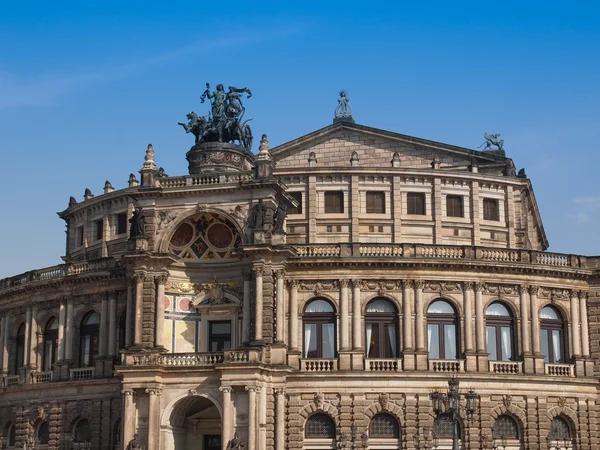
[305,413,336,438]
[80,312,100,367]
[6,423,16,447]
[37,421,50,445]
[493,415,519,440]
[72,418,92,444]
[540,306,565,363]
[303,299,336,359]
[14,324,26,374]
[43,318,58,372]
[434,413,462,439]
[118,310,127,354]
[486,302,515,361]
[365,299,398,358]
[548,416,573,448]
[427,300,459,360]
[369,413,400,438]
[112,420,121,450]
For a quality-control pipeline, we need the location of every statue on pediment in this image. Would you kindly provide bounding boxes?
[479,132,504,151]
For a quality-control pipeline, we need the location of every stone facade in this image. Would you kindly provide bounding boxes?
[0,120,598,450]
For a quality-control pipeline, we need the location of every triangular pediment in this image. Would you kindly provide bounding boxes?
[272,121,511,171]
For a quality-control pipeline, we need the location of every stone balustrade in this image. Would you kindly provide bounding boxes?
[365,358,402,372]
[163,352,224,367]
[546,363,575,377]
[157,171,253,188]
[300,358,338,372]
[3,375,20,388]
[429,359,464,373]
[69,367,95,381]
[31,371,53,384]
[489,361,522,375]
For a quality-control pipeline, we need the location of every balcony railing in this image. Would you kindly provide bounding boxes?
[546,363,575,377]
[291,243,585,269]
[69,367,95,381]
[489,361,522,375]
[31,371,53,384]
[163,352,224,367]
[429,359,464,373]
[157,171,253,188]
[365,358,402,372]
[3,375,20,388]
[300,358,338,372]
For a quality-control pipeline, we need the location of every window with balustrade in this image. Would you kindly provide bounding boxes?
[427,300,459,360]
[208,321,232,351]
[43,317,58,372]
[37,421,50,446]
[80,312,100,368]
[305,413,336,438]
[369,413,400,438]
[303,299,336,359]
[365,299,399,359]
[540,306,566,364]
[14,324,25,374]
[485,302,515,361]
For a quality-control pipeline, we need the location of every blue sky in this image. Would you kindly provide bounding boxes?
[1,1,599,278]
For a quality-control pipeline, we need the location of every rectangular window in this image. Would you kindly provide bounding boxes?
[289,192,303,215]
[208,321,231,352]
[366,191,385,214]
[95,220,103,241]
[76,226,84,247]
[116,213,128,235]
[487,326,497,361]
[427,324,440,359]
[446,195,464,218]
[407,192,426,215]
[324,191,344,214]
[483,198,500,221]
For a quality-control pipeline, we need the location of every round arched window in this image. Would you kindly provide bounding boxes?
[43,317,58,372]
[80,312,100,367]
[485,302,515,361]
[15,324,26,373]
[37,421,50,445]
[369,413,400,438]
[73,418,92,443]
[540,306,565,363]
[303,299,336,358]
[493,414,519,439]
[427,300,458,360]
[365,299,398,358]
[305,413,336,438]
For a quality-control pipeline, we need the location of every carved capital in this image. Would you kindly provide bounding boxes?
[528,285,540,297]
[219,387,232,394]
[578,290,588,300]
[155,273,169,285]
[401,280,414,289]
[121,389,134,396]
[518,285,529,295]
[286,279,299,288]
[245,386,260,393]
[462,281,474,291]
[145,388,162,396]
[253,267,264,277]
[474,282,485,293]
[414,280,425,290]
[132,272,145,283]
[274,269,285,280]
[350,279,361,289]
[340,279,350,288]
[274,388,286,396]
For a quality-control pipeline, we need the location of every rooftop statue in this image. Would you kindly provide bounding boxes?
[335,90,353,119]
[478,132,504,151]
[179,82,253,150]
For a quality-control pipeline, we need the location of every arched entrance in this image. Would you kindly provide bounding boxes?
[163,396,222,450]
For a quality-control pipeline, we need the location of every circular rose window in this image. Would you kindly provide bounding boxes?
[171,222,195,247]
[206,223,233,249]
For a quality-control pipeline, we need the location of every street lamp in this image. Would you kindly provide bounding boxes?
[430,378,479,450]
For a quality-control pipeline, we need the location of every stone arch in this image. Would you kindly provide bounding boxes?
[65,406,92,433]
[37,313,59,334]
[364,402,405,428]
[363,294,401,315]
[160,390,223,428]
[301,296,338,314]
[484,298,520,320]
[73,307,101,330]
[157,207,247,254]
[546,406,578,430]
[424,295,463,316]
[539,301,570,323]
[490,403,527,425]
[299,402,339,428]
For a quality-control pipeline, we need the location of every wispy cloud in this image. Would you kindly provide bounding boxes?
[0,27,304,110]
[570,195,600,225]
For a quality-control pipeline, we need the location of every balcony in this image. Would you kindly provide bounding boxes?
[365,358,402,372]
[300,358,338,372]
[489,361,522,374]
[545,363,575,377]
[3,375,20,388]
[429,359,464,373]
[31,371,53,384]
[69,367,95,381]
[122,349,263,368]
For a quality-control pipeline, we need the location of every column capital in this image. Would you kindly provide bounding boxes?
[518,284,529,295]
[220,386,233,394]
[401,279,414,289]
[474,282,485,292]
[155,273,169,285]
[578,290,589,300]
[528,285,540,296]
[132,272,145,283]
[286,279,299,288]
[414,280,425,290]
[121,389,135,396]
[339,279,350,288]
[274,269,285,280]
[274,388,286,396]
[350,279,361,289]
[245,386,260,393]
[145,388,162,396]
[253,267,264,277]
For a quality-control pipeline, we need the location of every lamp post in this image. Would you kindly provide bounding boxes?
[431,378,479,450]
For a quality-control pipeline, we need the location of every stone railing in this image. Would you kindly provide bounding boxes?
[300,359,338,372]
[122,350,264,368]
[545,363,575,377]
[365,358,402,372]
[0,258,120,290]
[31,371,53,384]
[163,352,224,367]
[3,375,20,388]
[69,367,95,381]
[291,244,585,269]
[489,361,522,375]
[429,359,464,373]
[157,171,253,189]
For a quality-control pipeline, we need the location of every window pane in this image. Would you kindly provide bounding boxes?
[289,192,303,215]
[446,195,463,217]
[304,324,317,358]
[552,330,562,362]
[325,192,344,213]
[501,326,512,361]
[407,192,425,215]
[486,303,511,316]
[44,341,54,371]
[483,198,499,221]
[366,299,396,313]
[322,323,335,358]
[428,300,455,314]
[444,324,457,359]
[366,192,385,214]
[117,213,128,235]
[541,329,549,363]
[211,322,231,334]
[540,306,560,320]
[428,324,440,359]
[82,335,91,367]
[367,323,379,358]
[386,323,397,358]
[487,326,497,361]
[305,299,334,313]
[38,422,49,445]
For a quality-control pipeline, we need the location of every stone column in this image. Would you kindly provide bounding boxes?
[340,280,350,351]
[220,387,233,450]
[580,292,590,358]
[570,291,581,357]
[463,283,474,352]
[288,281,298,351]
[65,298,74,361]
[29,305,38,369]
[254,268,263,342]
[2,314,10,375]
[125,280,134,347]
[275,271,285,343]
[242,270,251,344]
[99,293,109,358]
[351,279,361,350]
[475,283,485,353]
[246,386,258,450]
[108,293,117,359]
[519,285,531,355]
[146,388,161,450]
[155,274,168,349]
[402,280,413,350]
[121,389,135,446]
[275,389,286,450]
[57,301,66,361]
[24,307,31,367]
[415,281,425,351]
[133,272,145,346]
[530,286,541,355]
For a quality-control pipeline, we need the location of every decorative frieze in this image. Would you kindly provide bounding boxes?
[297,280,339,293]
